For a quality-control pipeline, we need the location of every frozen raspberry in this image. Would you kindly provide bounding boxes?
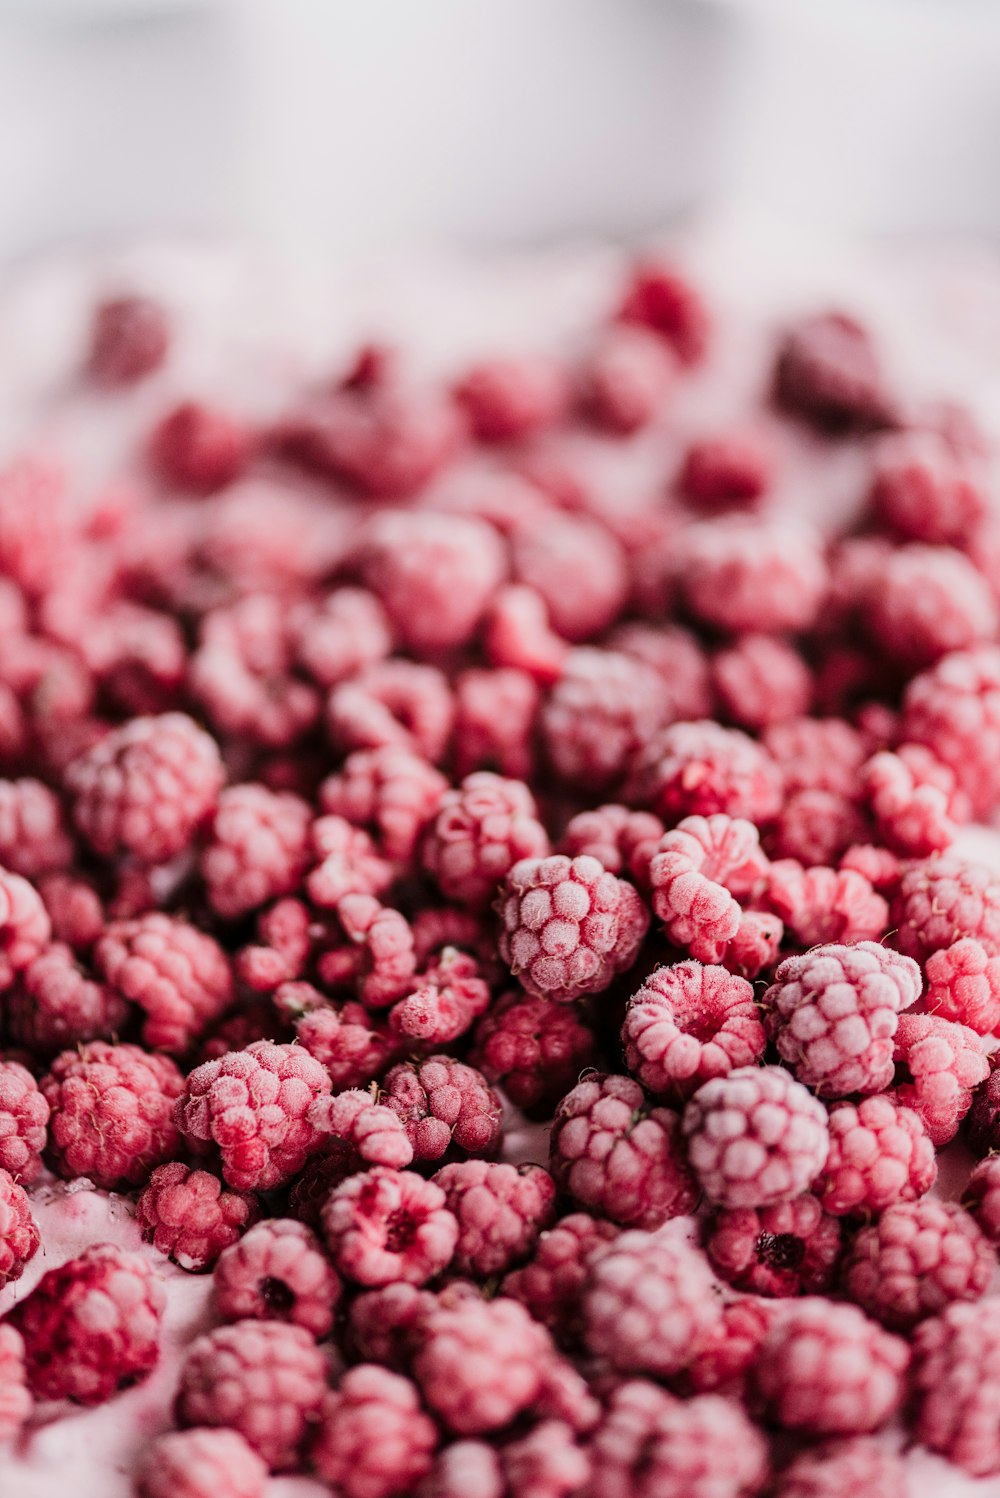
[623,961,765,1099]
[510,511,628,644]
[683,1066,830,1209]
[550,1074,697,1229]
[422,773,548,910]
[200,784,311,919]
[471,990,595,1115]
[610,622,712,722]
[774,311,893,431]
[0,868,50,990]
[8,942,130,1054]
[839,841,902,893]
[484,583,568,684]
[541,648,667,792]
[0,1169,38,1286]
[176,1040,331,1191]
[912,1299,1000,1476]
[327,658,454,763]
[190,593,320,750]
[454,356,568,441]
[497,1418,589,1498]
[149,400,251,493]
[966,1156,1000,1241]
[213,1218,340,1339]
[764,861,888,949]
[678,429,772,511]
[234,896,311,990]
[901,645,1000,815]
[313,894,416,1010]
[773,1439,907,1498]
[136,1429,267,1498]
[0,1060,49,1181]
[891,853,1000,962]
[580,1231,719,1375]
[307,813,393,908]
[498,854,648,1004]
[95,912,233,1053]
[66,711,223,864]
[382,1056,502,1164]
[870,428,988,544]
[844,1198,993,1331]
[676,517,827,635]
[815,1095,936,1216]
[559,805,664,887]
[432,1160,555,1278]
[600,1385,768,1498]
[752,1298,908,1434]
[177,1318,327,1471]
[291,996,397,1090]
[88,294,169,384]
[0,778,72,878]
[629,720,782,826]
[386,948,487,1046]
[705,1193,841,1298]
[860,744,968,856]
[682,1296,774,1398]
[322,1166,458,1286]
[412,1295,554,1435]
[768,789,867,868]
[36,871,105,952]
[968,1058,1000,1153]
[312,1364,437,1498]
[712,633,812,730]
[501,1212,618,1342]
[579,325,675,433]
[309,1087,413,1169]
[924,936,1000,1033]
[617,259,709,363]
[453,666,539,781]
[292,586,393,689]
[416,1440,503,1498]
[10,1242,165,1404]
[320,745,447,865]
[137,1162,259,1271]
[763,716,867,799]
[863,543,997,666]
[893,1011,988,1145]
[648,814,768,962]
[0,1325,30,1444]
[348,1281,437,1368]
[43,1041,182,1188]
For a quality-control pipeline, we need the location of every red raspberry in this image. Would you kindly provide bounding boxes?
[768,789,867,867]
[176,1040,331,1191]
[623,961,765,1099]
[815,1095,936,1217]
[88,294,169,384]
[137,1162,259,1271]
[348,1281,437,1368]
[595,1384,767,1498]
[773,311,893,431]
[234,896,311,990]
[550,1074,697,1229]
[471,989,595,1115]
[0,1168,38,1286]
[327,658,454,763]
[309,1087,413,1169]
[682,1065,830,1209]
[966,1155,1000,1241]
[678,429,772,511]
[290,994,398,1090]
[412,1295,554,1435]
[838,842,902,893]
[190,594,320,751]
[912,1299,1000,1476]
[559,804,664,887]
[501,1212,619,1342]
[869,428,987,544]
[10,1242,165,1404]
[307,814,393,908]
[648,814,768,962]
[722,908,784,980]
[0,1324,30,1444]
[843,1198,993,1331]
[500,1418,591,1498]
[291,586,393,689]
[705,1193,841,1298]
[893,1012,988,1145]
[968,1062,1000,1153]
[901,645,1000,815]
[712,633,813,730]
[498,854,648,1004]
[43,1041,182,1188]
[763,716,866,799]
[416,1440,503,1498]
[0,1059,49,1181]
[432,1160,555,1278]
[454,356,568,442]
[681,1296,774,1398]
[610,621,713,721]
[36,871,106,952]
[201,784,312,919]
[136,1429,267,1498]
[66,711,224,864]
[676,517,827,636]
[213,1218,340,1339]
[312,1364,438,1498]
[422,772,549,910]
[629,720,782,825]
[453,666,539,781]
[320,745,447,865]
[617,259,709,364]
[0,777,72,878]
[8,942,129,1054]
[890,853,1000,961]
[176,1318,327,1471]
[541,648,667,792]
[382,1055,502,1164]
[862,543,997,666]
[580,1230,720,1375]
[386,947,486,1044]
[95,912,233,1053]
[322,1166,458,1286]
[752,1298,908,1434]
[510,511,628,643]
[579,325,676,434]
[0,868,50,990]
[149,400,252,493]
[860,743,969,855]
[764,861,888,949]
[484,583,569,684]
[773,1438,907,1498]
[924,936,1000,1033]
[319,895,415,1011]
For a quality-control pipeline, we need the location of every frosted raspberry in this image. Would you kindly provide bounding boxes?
[43,1041,182,1187]
[309,1087,413,1169]
[136,1429,267,1498]
[769,789,866,868]
[149,400,251,493]
[860,744,967,856]
[95,912,233,1053]
[763,716,866,798]
[320,745,446,865]
[924,936,1000,1033]
[88,294,169,384]
[176,1040,331,1191]
[498,854,648,1004]
[844,1198,993,1331]
[200,784,311,919]
[623,961,765,1099]
[773,1439,907,1498]
[292,995,398,1090]
[752,1298,908,1434]
[678,429,772,511]
[484,583,568,684]
[8,942,129,1054]
[681,1296,774,1398]
[510,511,628,643]
[322,1166,458,1286]
[712,633,812,730]
[774,311,893,431]
[683,1066,830,1209]
[306,813,393,908]
[0,868,49,990]
[470,990,595,1115]
[0,778,72,878]
[912,1299,1000,1475]
[292,586,393,689]
[580,325,675,433]
[617,259,709,363]
[412,1295,554,1435]
[550,1074,697,1229]
[36,871,105,951]
[648,814,768,963]
[453,667,539,781]
[416,1440,503,1498]
[870,428,988,544]
[10,1242,165,1404]
[890,853,1000,961]
[496,1419,589,1498]
[723,909,784,980]
[382,1055,502,1164]
[599,1385,768,1498]
[0,1060,49,1181]
[501,1212,618,1341]
[422,773,548,910]
[815,1095,936,1216]
[839,841,902,893]
[190,594,320,750]
[677,517,827,635]
[348,1281,438,1367]
[705,1193,840,1297]
[454,356,568,441]
[317,894,417,1010]
[0,1325,30,1444]
[387,950,487,1047]
[177,1318,327,1471]
[312,1364,437,1498]
[327,658,454,763]
[580,1231,719,1375]
[235,896,312,990]
[432,1160,555,1278]
[541,649,667,792]
[629,720,782,825]
[559,805,664,888]
[610,621,713,721]
[864,543,997,666]
[137,1162,259,1271]
[893,1011,989,1145]
[967,1156,1000,1242]
[766,861,888,948]
[656,813,770,909]
[901,645,1000,814]
[66,711,224,864]
[213,1217,340,1338]
[0,1168,38,1286]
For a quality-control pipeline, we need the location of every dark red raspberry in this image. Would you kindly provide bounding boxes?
[0,1059,49,1181]
[421,772,549,910]
[432,1160,555,1278]
[844,1198,993,1331]
[763,861,888,948]
[453,666,539,781]
[43,1041,183,1188]
[0,777,73,878]
[201,783,312,919]
[890,852,1000,961]
[676,516,828,636]
[678,429,772,511]
[291,586,393,690]
[722,908,784,981]
[860,743,969,855]
[966,1155,1000,1241]
[412,1295,555,1435]
[501,1212,619,1343]
[912,1300,1000,1476]
[137,1162,259,1271]
[623,961,765,1100]
[8,942,130,1055]
[0,1168,38,1286]
[541,648,667,792]
[869,428,987,544]
[968,1059,1000,1153]
[320,745,447,865]
[95,912,233,1053]
[510,510,628,643]
[773,1439,907,1498]
[579,325,676,434]
[815,1095,936,1217]
[559,804,664,887]
[774,311,894,431]
[628,720,782,825]
[580,1230,720,1376]
[213,1217,341,1339]
[454,355,568,441]
[892,1011,989,1145]
[712,633,812,730]
[0,1324,29,1444]
[312,1364,438,1498]
[617,260,710,363]
[705,1193,841,1298]
[901,645,1000,815]
[648,814,768,963]
[88,294,169,384]
[681,1296,774,1399]
[136,1429,268,1498]
[149,400,252,493]
[471,989,595,1115]
[322,1166,458,1287]
[382,1055,502,1164]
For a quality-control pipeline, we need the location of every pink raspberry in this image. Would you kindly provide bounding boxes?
[762,941,920,1097]
[860,743,968,855]
[617,259,710,363]
[0,1168,38,1286]
[136,1429,267,1498]
[924,936,1000,1033]
[234,897,310,990]
[843,1198,993,1331]
[890,853,1000,961]
[892,1011,989,1145]
[307,813,393,907]
[200,784,312,919]
[498,854,649,1004]
[500,1418,591,1498]
[681,1296,774,1398]
[387,947,486,1044]
[862,543,997,665]
[676,517,828,635]
[88,293,169,384]
[176,1040,331,1191]
[764,861,888,949]
[348,1281,437,1368]
[0,868,50,990]
[682,1065,830,1209]
[773,1438,907,1498]
[484,583,568,684]
[0,1325,30,1444]
[768,788,866,868]
[137,1162,259,1271]
[901,645,1000,814]
[454,355,568,441]
[320,745,447,865]
[763,716,866,798]
[313,894,416,1009]
[0,777,72,878]
[648,814,768,962]
[8,942,130,1054]
[678,429,772,511]
[705,1193,841,1298]
[432,1160,555,1278]
[501,1212,619,1342]
[10,1242,165,1404]
[36,870,106,951]
[541,648,667,792]
[422,772,549,910]
[629,720,782,825]
[291,586,393,689]
[148,400,251,493]
[322,1166,458,1286]
[580,1231,720,1375]
[412,1295,554,1435]
[712,633,813,730]
[43,1041,182,1188]
[622,961,765,1099]
[815,1095,936,1217]
[912,1299,1000,1476]
[327,658,454,763]
[559,804,664,887]
[966,1155,1000,1241]
[610,621,713,721]
[0,1059,49,1181]
[416,1440,503,1498]
[471,990,595,1115]
[213,1217,340,1339]
[510,511,628,643]
[550,1073,697,1228]
[308,1087,413,1169]
[382,1055,502,1163]
[595,1384,767,1498]
[177,1318,327,1471]
[838,841,902,893]
[723,909,784,980]
[453,666,539,781]
[773,311,893,431]
[290,993,398,1090]
[95,912,233,1053]
[190,594,320,751]
[870,428,989,544]
[580,325,676,434]
[311,1364,438,1498]
[752,1298,908,1434]
[66,711,224,864]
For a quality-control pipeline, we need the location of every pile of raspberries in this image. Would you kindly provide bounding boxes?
[1,264,1000,1498]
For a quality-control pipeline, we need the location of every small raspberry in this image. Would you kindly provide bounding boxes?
[0,1060,49,1181]
[682,1065,830,1209]
[382,1055,502,1164]
[648,814,768,962]
[773,311,893,431]
[432,1160,556,1278]
[924,936,1000,1033]
[682,1296,774,1398]
[387,947,486,1044]
[0,1168,38,1286]
[309,1087,413,1169]
[763,862,888,948]
[88,294,169,384]
[713,633,813,730]
[559,804,664,887]
[291,995,398,1090]
[347,1281,438,1368]
[213,1218,340,1339]
[966,1155,1000,1241]
[773,1438,907,1498]
[596,1384,768,1498]
[201,784,312,919]
[190,593,320,751]
[412,1295,554,1435]
[579,325,675,434]
[291,586,393,690]
[550,1073,697,1228]
[901,645,1000,815]
[36,871,105,951]
[277,386,461,498]
[471,990,595,1115]
[501,1212,619,1343]
[43,1041,182,1188]
[95,912,233,1053]
[815,1095,936,1216]
[8,942,130,1054]
[723,909,784,980]
[839,842,902,893]
[676,516,828,635]
[149,400,252,493]
[623,961,765,1100]
[312,1364,438,1498]
[870,428,987,544]
[422,772,549,910]
[137,1162,259,1272]
[617,259,710,363]
[510,511,628,643]
[454,356,568,441]
[912,1299,1000,1476]
[892,1011,988,1145]
[580,1231,720,1375]
[176,1318,327,1471]
[541,648,667,792]
[0,777,73,878]
[453,666,539,781]
[136,1429,267,1498]
[9,1242,165,1404]
[320,745,447,865]
[0,1325,30,1444]
[0,868,50,989]
[705,1193,841,1298]
[763,716,867,799]
[327,658,454,763]
[322,1166,458,1286]
[860,743,969,855]
[307,813,393,907]
[679,429,772,510]
[629,720,782,825]
[611,621,713,721]
[890,853,1000,961]
[843,1198,993,1331]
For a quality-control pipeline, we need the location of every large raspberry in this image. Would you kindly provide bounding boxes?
[842,1198,993,1330]
[312,1364,438,1498]
[580,1231,720,1376]
[912,1300,1000,1476]
[8,942,129,1054]
[95,912,233,1053]
[322,1166,458,1286]
[201,783,312,919]
[137,1162,259,1272]
[320,745,447,864]
[890,853,1000,961]
[628,720,782,825]
[773,1438,907,1498]
[541,648,667,792]
[0,1324,30,1445]
[862,543,997,666]
[0,1059,49,1181]
[213,1217,341,1340]
[470,989,595,1115]
[412,1295,554,1435]
[432,1161,556,1278]
[924,936,1000,1033]
[762,862,888,949]
[499,1418,591,1498]
[648,814,768,962]
[676,516,827,635]
[815,1094,936,1217]
[43,1041,183,1188]
[136,1429,267,1498]
[705,1193,841,1298]
[501,1212,619,1343]
[0,1168,38,1286]
[901,645,1000,815]
[622,961,765,1100]
[421,772,549,909]
[382,1055,502,1164]
[559,803,664,887]
[892,1011,988,1145]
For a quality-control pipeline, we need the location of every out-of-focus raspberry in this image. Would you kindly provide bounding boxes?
[578,325,675,434]
[137,1162,259,1272]
[763,861,888,948]
[616,260,709,364]
[869,428,988,544]
[213,1217,340,1339]
[382,1055,502,1164]
[541,649,667,792]
[774,311,894,431]
[235,896,312,991]
[712,633,813,730]
[510,511,628,643]
[471,989,595,1116]
[648,814,768,962]
[0,778,73,878]
[901,645,1000,815]
[453,667,539,781]
[844,1198,993,1331]
[681,1296,774,1399]
[968,1061,1000,1153]
[43,1041,182,1188]
[322,1166,458,1287]
[499,1418,590,1498]
[291,586,393,689]
[763,715,867,799]
[678,429,773,511]
[0,1060,49,1182]
[95,912,233,1053]
[347,1281,437,1368]
[580,1230,720,1376]
[862,543,997,666]
[623,961,765,1100]
[201,783,312,919]
[0,1325,31,1446]
[501,1212,619,1343]
[320,745,447,865]
[676,516,828,636]
[136,1429,268,1498]
[190,594,320,750]
[432,1160,556,1278]
[318,894,417,1010]
[149,400,252,493]
[559,804,664,888]
[912,1299,1000,1476]
[772,1438,907,1498]
[412,1294,555,1435]
[722,908,784,980]
[924,936,1000,1033]
[36,871,105,952]
[839,842,902,893]
[327,659,454,763]
[595,1384,768,1498]
[484,584,569,684]
[453,356,568,442]
[610,621,713,721]
[415,1440,503,1498]
[628,719,782,825]
[306,813,393,909]
[0,868,49,992]
[0,1168,38,1286]
[312,1364,438,1498]
[815,1094,936,1217]
[966,1155,1000,1242]
[422,772,548,910]
[8,942,130,1054]
[88,294,169,384]
[890,853,1000,962]
[768,789,867,867]
[860,743,969,856]
[893,1011,989,1145]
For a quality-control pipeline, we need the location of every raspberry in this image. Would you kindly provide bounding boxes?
[454,356,568,441]
[137,1162,259,1271]
[0,1325,30,1444]
[870,428,987,544]
[66,711,224,864]
[773,311,893,431]
[965,1155,1000,1241]
[510,511,628,643]
[319,892,416,1009]
[550,1073,697,1228]
[291,586,393,689]
[348,1281,437,1368]
[43,1041,182,1188]
[768,789,867,868]
[501,1212,619,1342]
[712,633,813,730]
[176,1040,331,1191]
[682,1065,830,1209]
[681,1296,774,1398]
[968,1062,1000,1153]
[201,784,312,919]
[762,941,920,1098]
[484,583,568,684]
[617,260,709,363]
[149,400,251,493]
[432,1160,556,1278]
[610,622,713,721]
[622,961,765,1099]
[422,772,549,910]
[815,1095,936,1216]
[863,543,997,666]
[9,1242,165,1405]
[676,517,828,635]
[500,1418,591,1498]
[892,1012,988,1145]
[860,743,969,855]
[453,666,539,781]
[752,1298,908,1434]
[311,1364,438,1498]
[320,745,447,865]
[416,1441,503,1498]
[498,854,649,1004]
[382,1055,502,1164]
[628,720,782,825]
[88,294,169,384]
[843,1198,993,1331]
[890,853,1000,961]
[0,1059,49,1181]
[0,1168,38,1286]
[471,990,595,1115]
[213,1218,340,1339]
[292,996,398,1090]
[912,1300,1000,1476]
[838,842,902,892]
[901,645,1000,815]
[95,912,233,1053]
[412,1295,554,1435]
[322,1166,458,1286]
[387,947,486,1044]
[0,868,50,989]
[763,716,867,798]
[176,1319,327,1471]
[327,658,454,763]
[764,861,888,949]
[648,815,768,963]
[309,1087,413,1169]
[579,325,675,434]
[235,897,311,990]
[0,777,73,878]
[581,1231,719,1375]
[541,648,667,792]
[773,1439,907,1498]
[678,429,772,511]
[705,1193,841,1298]
[307,813,393,907]
[136,1429,267,1498]
[559,804,664,887]
[596,1385,768,1498]
[8,942,130,1054]
[924,936,1000,1033]
[190,593,320,751]
[37,871,106,951]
